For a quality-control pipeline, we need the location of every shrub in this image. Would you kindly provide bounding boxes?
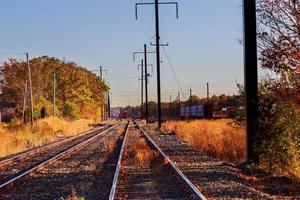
[257,82,300,178]
[62,102,79,120]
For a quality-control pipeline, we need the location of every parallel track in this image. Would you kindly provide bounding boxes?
[0,124,109,168]
[109,120,206,200]
[0,121,121,191]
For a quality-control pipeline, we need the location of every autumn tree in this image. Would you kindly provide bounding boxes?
[0,56,108,120]
[257,0,300,103]
[257,0,300,177]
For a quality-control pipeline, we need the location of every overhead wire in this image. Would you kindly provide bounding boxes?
[162,46,186,99]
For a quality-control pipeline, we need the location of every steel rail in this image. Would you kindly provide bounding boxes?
[0,122,121,190]
[108,121,130,200]
[135,121,206,200]
[0,124,111,168]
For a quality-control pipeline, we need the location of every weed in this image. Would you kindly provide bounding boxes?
[132,137,159,167]
[162,119,246,162]
[0,117,93,158]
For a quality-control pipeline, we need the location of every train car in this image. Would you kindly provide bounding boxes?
[180,107,189,118]
[180,104,213,119]
[191,105,204,117]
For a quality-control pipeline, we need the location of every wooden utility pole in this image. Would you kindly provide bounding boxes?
[136,0,178,128]
[178,91,181,117]
[26,53,34,126]
[144,44,149,124]
[243,0,259,163]
[207,82,210,103]
[53,67,56,116]
[154,0,162,128]
[189,89,192,117]
[133,45,155,123]
[141,59,144,119]
[107,91,111,118]
[22,80,28,123]
[169,95,172,118]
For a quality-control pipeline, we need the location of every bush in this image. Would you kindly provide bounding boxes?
[257,82,300,178]
[62,102,79,120]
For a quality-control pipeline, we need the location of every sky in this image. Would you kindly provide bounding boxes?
[0,0,245,107]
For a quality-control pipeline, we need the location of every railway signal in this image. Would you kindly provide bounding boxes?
[135,0,179,128]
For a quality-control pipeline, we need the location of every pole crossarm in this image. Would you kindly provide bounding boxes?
[138,64,153,76]
[150,42,169,46]
[133,51,156,62]
[138,64,153,67]
[136,2,178,19]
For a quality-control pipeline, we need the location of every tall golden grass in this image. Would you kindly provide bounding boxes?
[0,117,93,158]
[133,137,159,167]
[162,119,246,162]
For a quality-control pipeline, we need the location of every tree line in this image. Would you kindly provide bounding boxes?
[0,56,108,121]
[121,93,242,119]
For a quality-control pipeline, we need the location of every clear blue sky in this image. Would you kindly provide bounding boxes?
[0,0,244,107]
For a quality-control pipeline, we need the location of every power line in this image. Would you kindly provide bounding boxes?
[0,52,27,55]
[109,76,138,81]
[162,46,186,99]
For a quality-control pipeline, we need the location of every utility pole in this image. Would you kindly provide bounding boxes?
[207,82,210,103]
[140,59,144,119]
[100,66,103,80]
[136,0,178,128]
[243,0,259,164]
[26,53,34,126]
[133,46,155,123]
[22,80,28,123]
[53,67,56,116]
[169,95,172,118]
[178,91,181,118]
[155,0,162,127]
[189,89,192,117]
[103,79,106,120]
[100,66,104,121]
[107,91,110,118]
[144,44,149,124]
[94,66,107,121]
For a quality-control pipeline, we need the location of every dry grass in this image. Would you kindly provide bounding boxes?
[162,119,246,162]
[117,127,125,137]
[66,186,85,200]
[132,137,159,167]
[0,117,93,158]
[104,140,115,153]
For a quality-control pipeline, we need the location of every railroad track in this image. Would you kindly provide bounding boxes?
[1,119,206,199]
[141,124,274,199]
[0,123,110,168]
[0,120,121,191]
[109,120,206,200]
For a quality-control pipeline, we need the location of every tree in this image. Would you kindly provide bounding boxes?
[0,56,108,120]
[257,0,300,177]
[257,0,300,103]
